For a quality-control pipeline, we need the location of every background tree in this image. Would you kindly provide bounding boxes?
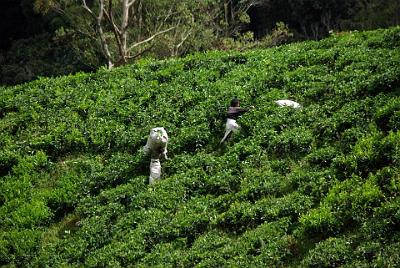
[287,0,354,39]
[32,0,256,65]
[1,0,399,85]
[246,0,399,40]
[342,0,400,30]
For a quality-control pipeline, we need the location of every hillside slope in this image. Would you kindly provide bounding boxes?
[1,27,400,267]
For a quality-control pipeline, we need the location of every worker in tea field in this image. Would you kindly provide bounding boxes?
[220,97,254,143]
[143,127,168,184]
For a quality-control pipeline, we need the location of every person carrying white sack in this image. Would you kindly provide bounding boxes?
[220,97,254,143]
[143,127,168,184]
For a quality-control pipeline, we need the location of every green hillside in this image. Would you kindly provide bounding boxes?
[1,27,400,267]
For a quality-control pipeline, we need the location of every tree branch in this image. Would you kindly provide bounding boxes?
[82,0,95,19]
[127,44,155,60]
[128,26,176,51]
[127,0,137,8]
[83,0,114,68]
[106,0,121,34]
[104,1,123,57]
[176,29,192,49]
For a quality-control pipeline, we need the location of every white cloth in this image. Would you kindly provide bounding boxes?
[149,159,161,184]
[220,118,240,143]
[275,99,301,108]
[143,127,168,184]
[143,127,168,159]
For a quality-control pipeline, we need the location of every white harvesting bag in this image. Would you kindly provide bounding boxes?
[143,127,168,159]
[220,118,240,143]
[149,159,161,184]
[143,127,168,184]
[275,99,302,108]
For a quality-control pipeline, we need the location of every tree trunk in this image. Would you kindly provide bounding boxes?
[120,0,130,64]
[83,0,114,68]
[83,0,183,68]
[224,0,233,35]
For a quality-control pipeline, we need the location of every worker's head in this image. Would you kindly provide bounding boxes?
[231,97,240,107]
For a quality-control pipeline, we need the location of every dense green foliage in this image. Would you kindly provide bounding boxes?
[251,0,400,39]
[1,26,400,267]
[2,0,399,85]
[0,32,101,85]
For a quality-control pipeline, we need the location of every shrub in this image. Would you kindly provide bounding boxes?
[0,229,42,265]
[299,205,342,237]
[360,197,400,241]
[300,237,353,267]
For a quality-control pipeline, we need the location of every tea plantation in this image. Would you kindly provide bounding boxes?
[1,27,400,267]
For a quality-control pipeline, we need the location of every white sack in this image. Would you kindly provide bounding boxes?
[220,118,240,143]
[149,159,161,184]
[143,127,168,159]
[144,127,168,184]
[275,99,301,108]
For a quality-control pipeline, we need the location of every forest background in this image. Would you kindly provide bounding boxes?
[1,0,399,85]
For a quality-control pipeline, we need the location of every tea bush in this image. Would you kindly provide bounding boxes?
[300,237,353,267]
[1,26,400,266]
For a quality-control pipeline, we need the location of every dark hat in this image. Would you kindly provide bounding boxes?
[230,96,239,107]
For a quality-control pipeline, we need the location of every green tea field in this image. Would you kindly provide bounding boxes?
[1,27,400,267]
